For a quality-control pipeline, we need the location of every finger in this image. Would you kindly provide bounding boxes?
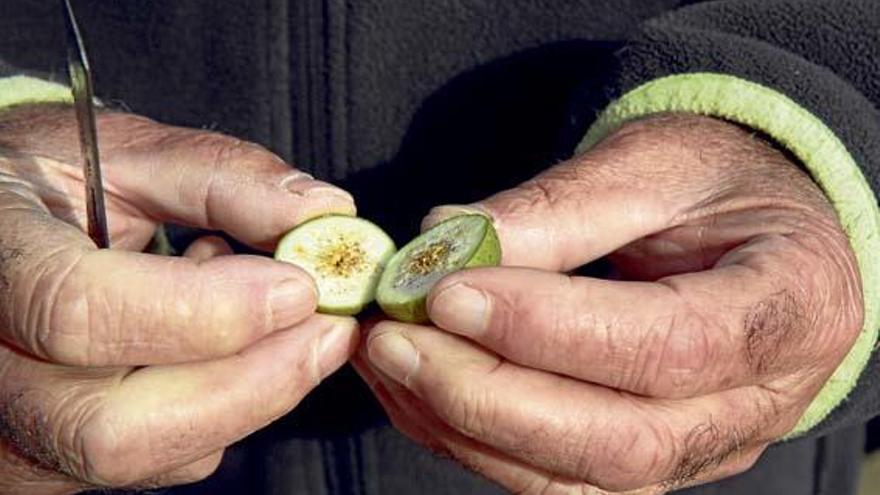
[354,355,622,495]
[363,321,792,491]
[359,357,763,495]
[1,314,358,487]
[100,118,356,250]
[420,115,799,273]
[183,235,234,261]
[426,233,850,398]
[0,187,322,366]
[387,389,763,495]
[2,108,355,250]
[90,314,358,486]
[606,197,843,282]
[420,138,681,271]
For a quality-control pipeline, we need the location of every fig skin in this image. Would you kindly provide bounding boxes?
[377,215,501,324]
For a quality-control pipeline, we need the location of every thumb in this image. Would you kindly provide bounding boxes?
[422,154,675,271]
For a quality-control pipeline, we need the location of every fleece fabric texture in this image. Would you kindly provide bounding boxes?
[1,1,878,494]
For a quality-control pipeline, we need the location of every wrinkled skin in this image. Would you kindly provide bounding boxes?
[356,114,864,494]
[0,104,360,494]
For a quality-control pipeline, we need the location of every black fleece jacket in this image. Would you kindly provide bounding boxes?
[1,1,878,494]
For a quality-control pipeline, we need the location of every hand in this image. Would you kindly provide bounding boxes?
[0,104,359,494]
[355,114,863,494]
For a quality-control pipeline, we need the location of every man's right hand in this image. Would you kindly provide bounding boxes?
[0,104,359,494]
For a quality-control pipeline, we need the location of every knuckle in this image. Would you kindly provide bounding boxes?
[838,282,864,340]
[504,179,555,215]
[484,288,530,354]
[192,132,258,165]
[495,171,580,224]
[744,288,805,375]
[623,284,716,398]
[491,275,585,368]
[190,289,252,358]
[147,257,268,362]
[547,277,588,343]
[814,236,864,354]
[750,383,798,438]
[746,231,862,374]
[206,136,268,180]
[98,112,160,144]
[519,173,583,218]
[53,391,105,480]
[665,419,753,489]
[35,251,99,366]
[78,414,141,486]
[436,379,501,441]
[523,178,564,210]
[583,418,671,491]
[253,342,317,417]
[40,311,89,367]
[178,132,273,228]
[0,241,26,325]
[194,140,230,228]
[649,313,713,397]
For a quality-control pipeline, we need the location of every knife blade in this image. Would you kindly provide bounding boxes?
[61,0,110,249]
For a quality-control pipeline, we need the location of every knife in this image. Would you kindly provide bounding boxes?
[61,0,110,249]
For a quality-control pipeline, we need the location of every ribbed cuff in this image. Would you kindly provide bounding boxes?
[0,75,73,110]
[578,73,880,437]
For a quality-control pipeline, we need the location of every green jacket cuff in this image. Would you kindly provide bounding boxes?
[578,72,880,437]
[0,75,73,110]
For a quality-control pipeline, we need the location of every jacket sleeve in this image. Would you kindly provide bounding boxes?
[0,58,73,109]
[577,0,880,439]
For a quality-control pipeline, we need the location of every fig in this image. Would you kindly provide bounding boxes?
[275,215,396,315]
[376,214,501,323]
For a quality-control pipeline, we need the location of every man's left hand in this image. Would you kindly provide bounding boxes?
[354,114,864,494]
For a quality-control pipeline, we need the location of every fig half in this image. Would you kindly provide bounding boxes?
[376,214,501,323]
[274,215,396,315]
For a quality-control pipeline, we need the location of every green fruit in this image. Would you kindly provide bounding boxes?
[376,214,501,323]
[274,215,396,316]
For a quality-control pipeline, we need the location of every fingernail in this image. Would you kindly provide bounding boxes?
[269,278,318,328]
[316,320,358,379]
[421,204,491,232]
[367,331,420,385]
[282,173,354,202]
[279,171,315,188]
[428,283,489,337]
[285,178,357,217]
[301,186,356,205]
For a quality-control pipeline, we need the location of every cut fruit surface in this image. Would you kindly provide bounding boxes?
[376,214,501,323]
[274,215,396,315]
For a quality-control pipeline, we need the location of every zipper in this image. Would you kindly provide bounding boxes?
[291,0,349,181]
